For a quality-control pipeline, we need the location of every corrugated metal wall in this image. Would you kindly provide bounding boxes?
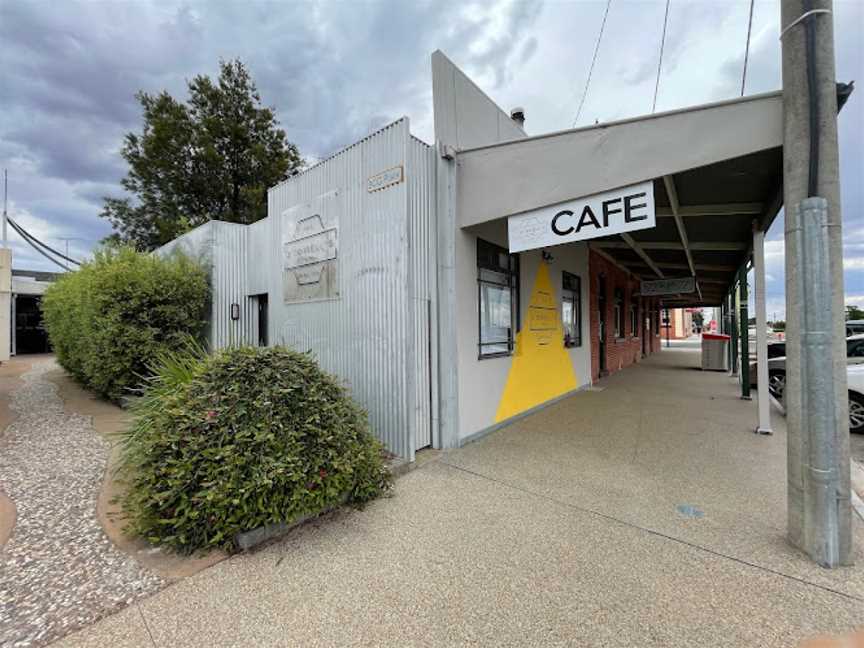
[156,220,256,349]
[210,222,255,348]
[155,120,438,459]
[267,119,419,459]
[408,136,437,451]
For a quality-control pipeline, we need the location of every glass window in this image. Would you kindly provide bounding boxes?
[478,239,519,358]
[848,339,864,358]
[630,297,638,338]
[562,272,581,348]
[614,289,624,338]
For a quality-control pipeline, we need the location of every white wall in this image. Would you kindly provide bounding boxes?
[0,249,11,363]
[432,50,526,152]
[454,221,592,441]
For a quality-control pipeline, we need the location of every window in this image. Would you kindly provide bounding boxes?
[562,272,581,348]
[477,239,519,358]
[614,289,624,338]
[630,297,638,338]
[848,338,864,358]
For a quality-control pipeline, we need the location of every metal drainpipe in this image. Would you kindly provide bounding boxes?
[793,197,841,566]
[739,264,751,399]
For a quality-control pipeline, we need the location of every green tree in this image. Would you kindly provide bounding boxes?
[102,59,301,250]
[846,305,864,320]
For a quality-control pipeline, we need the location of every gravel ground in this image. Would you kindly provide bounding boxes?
[0,358,164,647]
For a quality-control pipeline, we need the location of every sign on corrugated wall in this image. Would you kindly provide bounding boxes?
[266,118,425,460]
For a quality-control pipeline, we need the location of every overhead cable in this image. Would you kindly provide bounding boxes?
[741,0,756,96]
[651,0,671,113]
[7,216,81,266]
[572,0,613,127]
[7,219,71,271]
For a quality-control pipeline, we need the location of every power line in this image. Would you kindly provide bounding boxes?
[572,0,613,128]
[3,170,84,270]
[7,219,71,271]
[8,217,81,265]
[7,217,81,271]
[741,0,756,96]
[651,0,671,113]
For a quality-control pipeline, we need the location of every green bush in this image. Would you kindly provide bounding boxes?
[119,344,392,553]
[42,247,209,402]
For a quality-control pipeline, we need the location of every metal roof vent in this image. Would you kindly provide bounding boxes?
[510,106,525,126]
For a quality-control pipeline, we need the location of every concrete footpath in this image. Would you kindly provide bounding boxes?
[54,348,864,648]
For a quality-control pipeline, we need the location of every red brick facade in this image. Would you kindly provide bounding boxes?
[589,250,662,381]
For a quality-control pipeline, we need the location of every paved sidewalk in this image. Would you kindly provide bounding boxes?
[54,349,864,647]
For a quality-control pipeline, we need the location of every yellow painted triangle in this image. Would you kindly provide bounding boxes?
[495,262,579,423]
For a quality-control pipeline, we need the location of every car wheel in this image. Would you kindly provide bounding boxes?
[768,370,786,401]
[849,393,864,434]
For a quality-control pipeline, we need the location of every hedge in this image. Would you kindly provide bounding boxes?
[42,247,209,402]
[119,344,392,553]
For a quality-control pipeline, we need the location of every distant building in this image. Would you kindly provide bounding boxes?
[660,308,695,340]
[11,269,58,355]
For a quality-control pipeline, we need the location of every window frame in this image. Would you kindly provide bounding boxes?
[630,296,639,339]
[477,238,520,359]
[561,271,582,348]
[613,288,624,339]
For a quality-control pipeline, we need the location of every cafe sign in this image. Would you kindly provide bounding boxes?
[508,181,655,253]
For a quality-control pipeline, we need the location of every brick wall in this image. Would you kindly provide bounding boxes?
[589,250,662,381]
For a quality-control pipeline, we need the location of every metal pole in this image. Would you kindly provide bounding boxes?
[730,284,739,376]
[753,228,773,434]
[665,308,670,348]
[739,265,751,399]
[2,169,7,248]
[781,0,851,566]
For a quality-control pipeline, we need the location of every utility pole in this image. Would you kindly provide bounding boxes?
[781,0,852,567]
[3,169,7,248]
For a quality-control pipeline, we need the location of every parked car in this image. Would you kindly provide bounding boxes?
[749,334,864,433]
[847,365,864,433]
[767,341,786,359]
[847,320,864,337]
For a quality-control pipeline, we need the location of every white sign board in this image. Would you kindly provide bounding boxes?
[283,227,338,270]
[641,276,696,296]
[508,181,655,253]
[367,166,403,193]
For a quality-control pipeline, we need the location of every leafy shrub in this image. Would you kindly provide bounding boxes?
[42,247,209,402]
[119,344,392,553]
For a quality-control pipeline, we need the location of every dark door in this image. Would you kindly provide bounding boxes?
[598,275,607,375]
[255,294,268,347]
[15,295,50,354]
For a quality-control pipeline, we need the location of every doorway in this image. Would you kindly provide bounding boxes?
[250,294,268,347]
[14,295,50,354]
[598,274,607,376]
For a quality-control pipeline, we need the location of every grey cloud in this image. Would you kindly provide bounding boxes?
[0,0,541,270]
[520,37,538,66]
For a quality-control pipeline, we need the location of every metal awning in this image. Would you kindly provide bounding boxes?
[455,91,786,306]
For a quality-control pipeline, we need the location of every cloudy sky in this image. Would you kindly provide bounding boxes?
[1,0,861,319]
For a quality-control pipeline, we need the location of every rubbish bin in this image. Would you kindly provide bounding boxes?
[701,333,730,371]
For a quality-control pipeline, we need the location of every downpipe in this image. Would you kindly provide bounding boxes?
[792,197,840,567]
